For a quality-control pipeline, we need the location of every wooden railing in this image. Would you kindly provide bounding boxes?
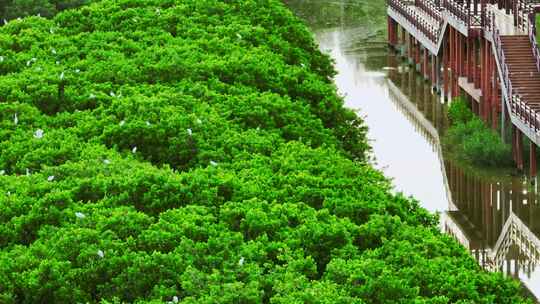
[528,13,540,72]
[492,17,514,100]
[415,0,443,23]
[388,0,441,43]
[442,0,483,27]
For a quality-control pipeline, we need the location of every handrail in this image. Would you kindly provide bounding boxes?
[528,13,540,72]
[388,0,442,44]
[442,0,483,27]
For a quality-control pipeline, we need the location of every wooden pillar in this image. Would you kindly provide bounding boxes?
[431,54,437,86]
[482,38,489,121]
[473,38,480,89]
[443,40,449,98]
[531,143,537,177]
[423,48,429,79]
[467,37,473,82]
[486,40,493,124]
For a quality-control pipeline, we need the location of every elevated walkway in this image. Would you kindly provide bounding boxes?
[388,0,540,167]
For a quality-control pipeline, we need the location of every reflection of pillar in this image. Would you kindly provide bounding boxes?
[531,143,537,177]
[514,126,524,171]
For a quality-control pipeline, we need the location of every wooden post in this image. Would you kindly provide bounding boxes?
[473,38,480,89]
[423,48,429,79]
[443,41,449,99]
[467,37,473,83]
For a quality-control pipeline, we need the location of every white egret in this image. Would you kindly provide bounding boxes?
[103,159,111,165]
[132,146,137,153]
[14,113,18,125]
[210,161,218,166]
[238,257,245,266]
[75,212,86,219]
[47,175,55,182]
[97,250,104,258]
[187,128,192,136]
[34,129,44,139]
[0,170,5,175]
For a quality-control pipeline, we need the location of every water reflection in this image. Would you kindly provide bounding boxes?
[285,0,540,300]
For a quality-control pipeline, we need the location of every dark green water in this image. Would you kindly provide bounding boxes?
[285,0,540,299]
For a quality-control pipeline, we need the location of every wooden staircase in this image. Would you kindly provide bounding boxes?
[501,36,540,108]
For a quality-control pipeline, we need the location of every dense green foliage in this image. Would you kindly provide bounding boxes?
[445,99,512,167]
[0,0,90,20]
[0,0,530,303]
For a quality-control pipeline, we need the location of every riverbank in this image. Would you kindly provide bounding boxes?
[0,0,531,302]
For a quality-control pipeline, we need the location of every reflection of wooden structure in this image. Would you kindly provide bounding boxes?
[387,0,540,175]
[443,159,540,299]
[386,58,540,298]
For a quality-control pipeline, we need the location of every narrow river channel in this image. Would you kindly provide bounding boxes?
[286,0,540,300]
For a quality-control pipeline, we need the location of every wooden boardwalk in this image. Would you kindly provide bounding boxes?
[388,0,540,175]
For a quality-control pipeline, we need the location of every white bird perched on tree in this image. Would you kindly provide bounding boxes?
[34,129,44,139]
[110,91,116,97]
[89,93,96,99]
[3,19,7,25]
[132,146,137,153]
[210,161,218,166]
[146,121,151,126]
[97,250,104,258]
[0,170,5,175]
[13,113,18,125]
[103,159,111,165]
[0,56,4,62]
[187,128,192,136]
[155,8,161,16]
[47,175,55,182]
[238,257,245,266]
[172,296,179,303]
[75,212,86,219]
[119,120,125,126]
[26,58,36,67]
[51,48,56,55]
[59,72,65,80]
[26,168,30,176]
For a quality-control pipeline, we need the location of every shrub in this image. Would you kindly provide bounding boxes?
[0,1,529,303]
[445,99,513,167]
